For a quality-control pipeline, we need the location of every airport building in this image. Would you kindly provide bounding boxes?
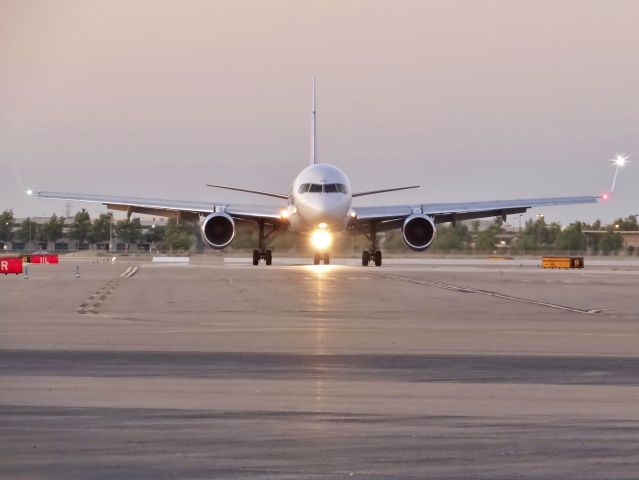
[584,230,639,251]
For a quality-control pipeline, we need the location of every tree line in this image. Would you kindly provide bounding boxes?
[0,209,195,251]
[415,216,635,255]
[0,209,636,255]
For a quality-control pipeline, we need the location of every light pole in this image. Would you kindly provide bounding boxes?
[535,214,544,247]
[109,212,113,253]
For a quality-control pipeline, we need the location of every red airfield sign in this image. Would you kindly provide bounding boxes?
[1,258,23,275]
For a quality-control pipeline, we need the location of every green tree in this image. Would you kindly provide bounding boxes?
[0,209,15,242]
[270,230,297,251]
[91,213,113,243]
[144,224,166,244]
[554,222,585,252]
[381,230,404,252]
[115,218,143,249]
[599,228,624,255]
[432,224,470,251]
[475,218,503,252]
[14,218,39,244]
[39,214,65,242]
[612,215,638,231]
[513,234,538,252]
[231,224,256,250]
[162,219,193,251]
[546,222,562,245]
[476,229,496,251]
[68,209,92,243]
[515,217,557,250]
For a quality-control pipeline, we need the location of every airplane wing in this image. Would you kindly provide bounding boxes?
[35,191,285,222]
[350,194,600,231]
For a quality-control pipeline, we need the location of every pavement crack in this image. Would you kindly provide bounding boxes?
[377,273,614,317]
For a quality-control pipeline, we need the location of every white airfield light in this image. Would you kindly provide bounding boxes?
[608,154,631,195]
[25,189,33,196]
[612,154,630,168]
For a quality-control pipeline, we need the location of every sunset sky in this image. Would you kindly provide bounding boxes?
[1,0,637,225]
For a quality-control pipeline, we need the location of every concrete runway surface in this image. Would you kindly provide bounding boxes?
[1,257,639,479]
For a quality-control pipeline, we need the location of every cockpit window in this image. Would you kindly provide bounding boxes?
[298,183,349,194]
[326,184,348,194]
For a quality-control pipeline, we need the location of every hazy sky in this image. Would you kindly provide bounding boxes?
[1,0,637,225]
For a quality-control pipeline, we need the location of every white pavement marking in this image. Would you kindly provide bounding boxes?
[119,267,133,278]
[119,266,140,278]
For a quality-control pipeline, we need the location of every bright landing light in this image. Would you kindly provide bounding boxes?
[310,229,333,251]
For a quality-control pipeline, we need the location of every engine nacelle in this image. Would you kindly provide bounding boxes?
[201,212,235,249]
[402,214,436,251]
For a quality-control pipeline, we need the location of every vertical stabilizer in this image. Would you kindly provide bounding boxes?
[311,77,317,165]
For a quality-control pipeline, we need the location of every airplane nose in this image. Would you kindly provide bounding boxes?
[301,195,349,225]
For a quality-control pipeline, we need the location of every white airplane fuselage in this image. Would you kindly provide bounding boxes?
[286,163,352,234]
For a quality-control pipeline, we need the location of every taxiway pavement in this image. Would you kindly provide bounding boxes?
[1,257,638,479]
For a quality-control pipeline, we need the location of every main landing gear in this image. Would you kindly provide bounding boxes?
[253,249,272,266]
[313,251,330,265]
[252,219,276,266]
[362,250,382,267]
[362,221,383,267]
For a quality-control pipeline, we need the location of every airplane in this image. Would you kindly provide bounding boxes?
[32,80,626,267]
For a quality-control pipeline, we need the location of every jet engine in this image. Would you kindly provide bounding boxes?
[402,214,436,251]
[201,212,235,249]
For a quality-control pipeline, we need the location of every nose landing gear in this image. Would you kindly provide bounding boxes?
[313,251,330,265]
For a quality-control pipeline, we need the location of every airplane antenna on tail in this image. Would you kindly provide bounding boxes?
[311,76,317,165]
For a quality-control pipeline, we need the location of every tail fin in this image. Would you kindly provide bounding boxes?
[310,76,317,165]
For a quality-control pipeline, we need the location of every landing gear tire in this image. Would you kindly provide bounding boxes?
[323,252,330,265]
[313,252,321,265]
[252,219,277,266]
[361,250,381,266]
[252,249,273,266]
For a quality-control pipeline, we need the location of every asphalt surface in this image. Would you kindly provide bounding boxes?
[1,257,639,479]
